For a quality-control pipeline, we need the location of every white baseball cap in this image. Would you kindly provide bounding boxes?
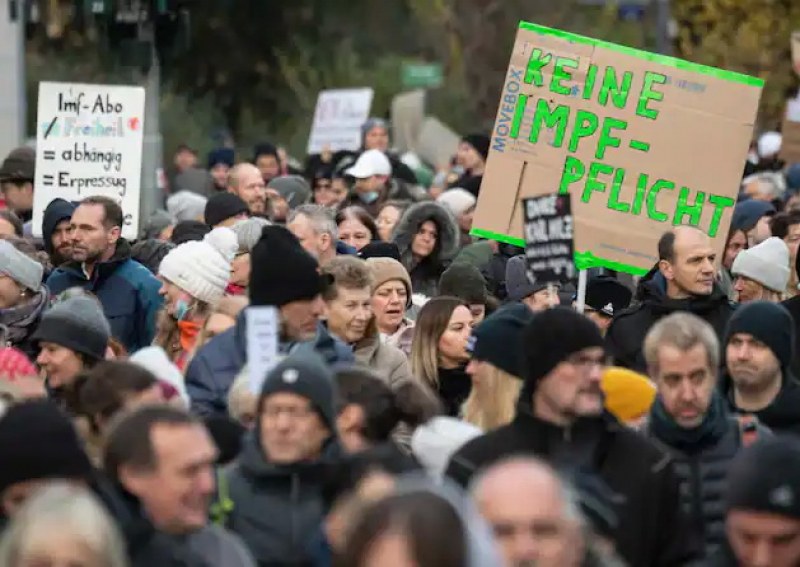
[345,149,392,179]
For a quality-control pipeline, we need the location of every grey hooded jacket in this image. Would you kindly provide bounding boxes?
[224,431,341,566]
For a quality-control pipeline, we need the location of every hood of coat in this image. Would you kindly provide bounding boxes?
[635,264,730,317]
[391,201,460,269]
[237,428,341,479]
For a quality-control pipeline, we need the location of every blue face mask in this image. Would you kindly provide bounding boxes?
[359,191,380,204]
[174,298,191,322]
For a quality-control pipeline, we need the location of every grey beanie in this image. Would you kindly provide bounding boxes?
[0,240,43,292]
[731,237,790,293]
[267,175,311,209]
[32,295,111,360]
[504,254,547,302]
[231,217,271,254]
[141,209,175,240]
[258,351,336,430]
[166,190,208,223]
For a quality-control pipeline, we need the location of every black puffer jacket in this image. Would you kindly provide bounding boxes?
[644,416,770,561]
[392,201,460,297]
[606,266,735,373]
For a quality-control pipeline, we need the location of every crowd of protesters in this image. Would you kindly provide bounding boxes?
[1,118,800,567]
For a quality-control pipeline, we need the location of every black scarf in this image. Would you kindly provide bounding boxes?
[649,391,729,454]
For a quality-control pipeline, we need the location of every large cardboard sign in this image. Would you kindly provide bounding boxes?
[472,22,763,275]
[792,32,800,77]
[523,193,575,285]
[33,82,145,240]
[307,88,374,155]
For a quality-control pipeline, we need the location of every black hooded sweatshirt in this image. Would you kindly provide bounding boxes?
[606,266,735,373]
[720,369,800,437]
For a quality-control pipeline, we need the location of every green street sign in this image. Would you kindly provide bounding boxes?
[402,63,444,89]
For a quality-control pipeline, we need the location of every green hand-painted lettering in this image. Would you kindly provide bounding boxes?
[568,110,598,153]
[608,167,630,212]
[582,64,598,100]
[530,99,569,148]
[510,94,528,139]
[637,72,667,120]
[673,187,705,227]
[559,156,586,194]
[632,173,648,215]
[551,57,579,95]
[707,194,736,237]
[646,179,675,222]
[583,162,614,203]
[598,67,633,109]
[525,48,552,87]
[596,117,627,160]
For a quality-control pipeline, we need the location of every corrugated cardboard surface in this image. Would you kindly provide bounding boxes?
[472,22,763,275]
[782,116,800,165]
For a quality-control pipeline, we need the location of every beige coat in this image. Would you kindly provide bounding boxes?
[354,333,413,391]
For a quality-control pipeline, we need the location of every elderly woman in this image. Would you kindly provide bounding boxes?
[366,257,415,357]
[392,202,460,298]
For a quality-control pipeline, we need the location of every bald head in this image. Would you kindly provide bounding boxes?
[471,458,585,567]
[227,163,266,215]
[658,226,716,299]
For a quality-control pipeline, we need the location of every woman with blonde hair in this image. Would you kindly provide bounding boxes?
[461,304,531,430]
[409,296,473,416]
[0,482,129,567]
[155,227,238,370]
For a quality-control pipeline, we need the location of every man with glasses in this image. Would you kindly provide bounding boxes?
[447,307,697,567]
[225,351,341,566]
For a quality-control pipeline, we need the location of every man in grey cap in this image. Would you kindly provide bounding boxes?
[505,254,560,312]
[266,175,311,223]
[0,146,35,227]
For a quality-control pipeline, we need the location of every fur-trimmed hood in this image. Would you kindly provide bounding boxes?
[391,201,460,268]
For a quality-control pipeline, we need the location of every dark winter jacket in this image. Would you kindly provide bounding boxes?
[225,431,341,566]
[606,266,735,373]
[185,311,354,417]
[91,476,210,567]
[392,201,460,297]
[445,409,699,567]
[437,365,472,417]
[781,295,800,378]
[644,414,770,560]
[45,239,163,353]
[720,369,800,436]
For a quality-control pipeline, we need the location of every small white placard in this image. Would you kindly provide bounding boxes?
[33,81,145,239]
[246,306,280,395]
[307,88,374,154]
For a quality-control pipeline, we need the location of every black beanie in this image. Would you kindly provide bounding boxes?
[205,192,249,227]
[439,263,488,305]
[521,307,605,390]
[358,241,401,262]
[0,400,93,494]
[171,220,211,245]
[461,133,490,162]
[726,436,800,519]
[724,301,795,370]
[249,225,329,307]
[469,303,533,377]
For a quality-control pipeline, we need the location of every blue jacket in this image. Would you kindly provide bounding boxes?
[186,310,354,417]
[45,239,163,353]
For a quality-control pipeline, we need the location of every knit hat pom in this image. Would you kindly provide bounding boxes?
[204,227,238,263]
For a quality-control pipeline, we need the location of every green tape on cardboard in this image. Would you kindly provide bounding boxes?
[517,21,763,87]
[469,228,651,276]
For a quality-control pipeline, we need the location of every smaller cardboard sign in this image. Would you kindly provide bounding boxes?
[33,82,145,239]
[307,88,374,155]
[391,90,426,153]
[792,32,800,77]
[522,193,576,285]
[246,306,280,395]
[416,117,460,168]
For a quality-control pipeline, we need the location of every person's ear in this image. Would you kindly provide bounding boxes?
[24,182,34,196]
[336,404,364,438]
[658,259,673,281]
[117,464,150,497]
[108,225,122,244]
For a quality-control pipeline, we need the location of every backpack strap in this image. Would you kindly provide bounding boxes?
[736,414,759,447]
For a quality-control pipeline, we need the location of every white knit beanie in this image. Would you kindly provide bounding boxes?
[158,227,238,304]
[437,188,477,218]
[731,237,790,293]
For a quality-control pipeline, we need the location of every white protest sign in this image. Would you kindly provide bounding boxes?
[307,88,374,154]
[246,306,280,395]
[33,82,145,240]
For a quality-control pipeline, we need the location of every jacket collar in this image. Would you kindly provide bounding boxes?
[60,239,133,282]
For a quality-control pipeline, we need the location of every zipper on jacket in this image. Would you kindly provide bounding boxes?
[291,473,299,558]
[689,458,705,545]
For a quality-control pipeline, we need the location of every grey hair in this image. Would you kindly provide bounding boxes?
[643,312,720,375]
[288,204,338,239]
[469,456,585,526]
[228,366,258,425]
[742,171,786,201]
[0,482,129,567]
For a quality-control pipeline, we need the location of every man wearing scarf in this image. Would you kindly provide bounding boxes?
[642,312,770,563]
